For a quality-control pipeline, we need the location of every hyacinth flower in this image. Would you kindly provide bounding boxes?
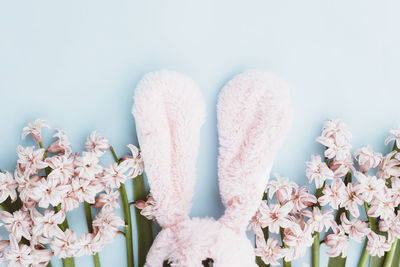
[0,119,147,267]
[248,120,400,267]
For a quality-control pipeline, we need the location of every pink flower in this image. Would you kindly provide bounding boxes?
[6,234,32,267]
[254,238,287,266]
[14,171,43,203]
[303,207,333,232]
[103,163,130,188]
[390,177,400,207]
[258,201,293,234]
[60,189,80,212]
[119,144,144,178]
[30,248,52,266]
[316,134,351,161]
[289,186,317,213]
[377,151,400,179]
[318,178,346,209]
[92,209,125,242]
[37,178,71,208]
[284,222,314,261]
[329,154,354,178]
[71,178,100,204]
[354,145,382,173]
[0,171,17,203]
[266,175,297,204]
[368,189,395,220]
[77,233,102,256]
[325,225,349,257]
[85,131,110,157]
[0,210,31,241]
[353,172,385,203]
[0,238,9,261]
[47,129,72,155]
[340,183,363,218]
[94,189,120,211]
[45,155,74,184]
[366,232,392,257]
[51,229,79,258]
[134,194,158,221]
[320,119,352,141]
[306,154,334,189]
[31,209,65,238]
[384,126,400,148]
[21,119,49,143]
[75,152,103,180]
[379,214,400,240]
[17,146,48,175]
[340,213,370,242]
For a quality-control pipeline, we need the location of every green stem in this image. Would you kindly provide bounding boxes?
[110,146,120,164]
[280,227,291,267]
[255,226,270,267]
[334,172,352,225]
[364,203,377,233]
[383,238,398,267]
[110,146,134,267]
[358,240,369,267]
[42,133,75,267]
[61,258,75,267]
[54,204,70,231]
[312,232,320,267]
[84,202,101,267]
[357,202,377,267]
[120,184,134,267]
[53,205,74,266]
[133,174,153,267]
[84,202,94,233]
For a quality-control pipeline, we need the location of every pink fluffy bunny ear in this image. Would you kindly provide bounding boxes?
[132,70,205,228]
[217,70,293,230]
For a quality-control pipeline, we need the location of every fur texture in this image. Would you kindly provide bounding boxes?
[132,70,292,267]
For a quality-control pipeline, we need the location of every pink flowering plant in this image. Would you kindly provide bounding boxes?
[3,118,400,267]
[0,119,152,267]
[251,119,400,267]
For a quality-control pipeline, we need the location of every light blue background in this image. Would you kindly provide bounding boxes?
[1,1,400,266]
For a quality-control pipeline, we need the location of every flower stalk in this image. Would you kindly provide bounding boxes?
[311,170,326,267]
[358,238,369,267]
[279,227,291,267]
[357,202,376,267]
[42,141,75,267]
[133,174,153,267]
[84,202,101,267]
[54,204,75,267]
[312,232,320,267]
[383,238,398,267]
[110,146,134,267]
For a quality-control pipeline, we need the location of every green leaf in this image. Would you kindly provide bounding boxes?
[369,229,388,267]
[133,174,154,267]
[328,255,347,267]
[256,256,269,267]
[370,255,385,267]
[391,239,400,267]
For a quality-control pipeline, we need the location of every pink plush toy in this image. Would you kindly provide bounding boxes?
[132,70,292,267]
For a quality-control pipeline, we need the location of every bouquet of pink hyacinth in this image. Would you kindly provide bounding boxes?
[0,119,153,267]
[4,118,400,267]
[249,119,400,267]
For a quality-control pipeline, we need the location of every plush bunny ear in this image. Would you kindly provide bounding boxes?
[217,70,292,230]
[132,70,205,228]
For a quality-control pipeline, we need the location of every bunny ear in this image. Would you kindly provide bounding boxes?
[217,70,293,230]
[132,70,205,227]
